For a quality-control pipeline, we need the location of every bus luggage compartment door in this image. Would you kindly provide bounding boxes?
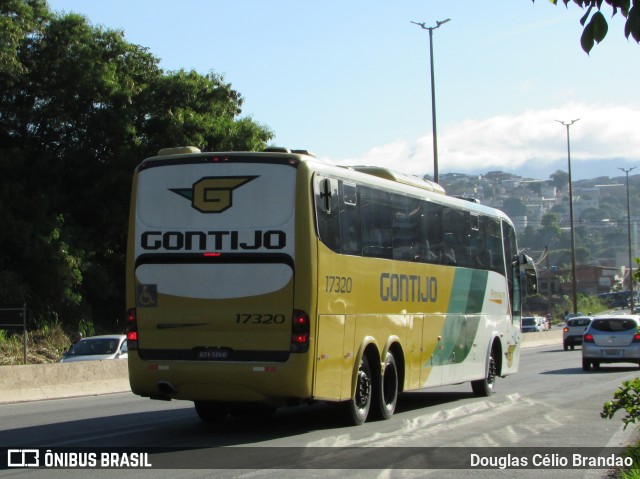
[314,314,356,401]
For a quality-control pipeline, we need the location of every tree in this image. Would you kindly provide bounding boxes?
[532,0,640,53]
[550,170,569,191]
[502,197,528,219]
[0,1,273,330]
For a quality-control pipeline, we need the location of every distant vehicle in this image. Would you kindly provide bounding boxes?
[522,316,547,333]
[564,312,586,321]
[59,335,128,363]
[538,316,550,331]
[563,316,593,350]
[582,315,640,370]
[597,291,638,309]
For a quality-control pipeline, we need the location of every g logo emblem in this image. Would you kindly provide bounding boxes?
[170,176,257,213]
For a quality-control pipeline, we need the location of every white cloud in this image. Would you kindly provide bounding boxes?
[325,103,640,179]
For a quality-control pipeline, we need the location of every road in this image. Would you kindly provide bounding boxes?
[1,343,639,479]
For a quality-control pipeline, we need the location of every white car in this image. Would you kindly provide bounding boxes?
[563,316,593,350]
[59,335,128,363]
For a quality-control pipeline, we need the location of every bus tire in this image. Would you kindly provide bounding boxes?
[373,351,398,420]
[344,354,373,426]
[194,401,229,422]
[471,349,497,397]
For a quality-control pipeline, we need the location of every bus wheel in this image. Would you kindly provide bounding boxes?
[194,401,229,422]
[374,352,398,420]
[345,354,372,425]
[471,350,497,397]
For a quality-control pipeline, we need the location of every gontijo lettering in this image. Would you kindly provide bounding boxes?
[380,273,438,302]
[140,230,286,251]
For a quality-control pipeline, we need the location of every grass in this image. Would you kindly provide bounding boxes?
[0,322,72,365]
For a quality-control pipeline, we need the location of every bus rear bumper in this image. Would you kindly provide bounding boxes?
[128,356,313,406]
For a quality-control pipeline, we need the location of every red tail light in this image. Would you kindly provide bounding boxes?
[583,333,594,343]
[563,327,569,333]
[291,310,310,353]
[126,308,138,350]
[633,333,640,343]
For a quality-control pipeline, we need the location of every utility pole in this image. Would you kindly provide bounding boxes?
[619,166,636,312]
[556,119,580,315]
[411,18,450,184]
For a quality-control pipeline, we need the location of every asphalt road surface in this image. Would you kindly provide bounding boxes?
[1,342,639,479]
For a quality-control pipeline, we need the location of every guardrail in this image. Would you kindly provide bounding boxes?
[0,360,129,404]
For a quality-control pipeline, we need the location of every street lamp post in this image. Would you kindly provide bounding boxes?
[411,18,450,184]
[619,166,636,312]
[556,119,580,315]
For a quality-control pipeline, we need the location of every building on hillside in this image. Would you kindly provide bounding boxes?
[537,264,623,298]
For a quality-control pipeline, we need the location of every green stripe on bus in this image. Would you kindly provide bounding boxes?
[431,269,488,365]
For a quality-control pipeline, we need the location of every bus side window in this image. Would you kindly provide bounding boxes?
[314,176,341,252]
[392,195,421,262]
[340,182,362,255]
[361,186,393,259]
[485,217,503,273]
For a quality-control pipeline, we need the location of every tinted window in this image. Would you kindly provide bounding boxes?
[591,319,638,332]
[339,182,362,255]
[568,318,591,327]
[314,175,508,274]
[315,176,341,252]
[522,317,535,326]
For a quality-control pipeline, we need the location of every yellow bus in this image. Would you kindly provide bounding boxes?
[126,146,537,425]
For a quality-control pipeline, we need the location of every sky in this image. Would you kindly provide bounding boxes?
[46,0,640,181]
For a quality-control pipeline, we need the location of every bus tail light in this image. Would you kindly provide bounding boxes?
[583,333,594,343]
[291,310,309,353]
[126,308,138,350]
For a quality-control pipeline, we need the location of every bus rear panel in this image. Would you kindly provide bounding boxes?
[126,151,314,405]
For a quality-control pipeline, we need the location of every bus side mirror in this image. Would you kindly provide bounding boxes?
[519,254,538,296]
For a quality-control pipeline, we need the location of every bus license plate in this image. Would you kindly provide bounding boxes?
[197,349,230,360]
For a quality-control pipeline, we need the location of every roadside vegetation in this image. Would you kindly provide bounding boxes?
[0,320,95,365]
[602,378,640,478]
[1,0,273,338]
[600,263,640,478]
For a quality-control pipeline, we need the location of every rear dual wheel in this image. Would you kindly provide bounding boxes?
[374,352,399,420]
[345,355,373,425]
[345,351,399,425]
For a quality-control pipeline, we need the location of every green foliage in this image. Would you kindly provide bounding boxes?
[502,197,528,219]
[619,443,640,479]
[552,293,607,319]
[0,1,274,331]
[602,377,640,429]
[532,0,640,53]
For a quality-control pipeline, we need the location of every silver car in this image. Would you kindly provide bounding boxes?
[59,334,128,363]
[582,315,640,370]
